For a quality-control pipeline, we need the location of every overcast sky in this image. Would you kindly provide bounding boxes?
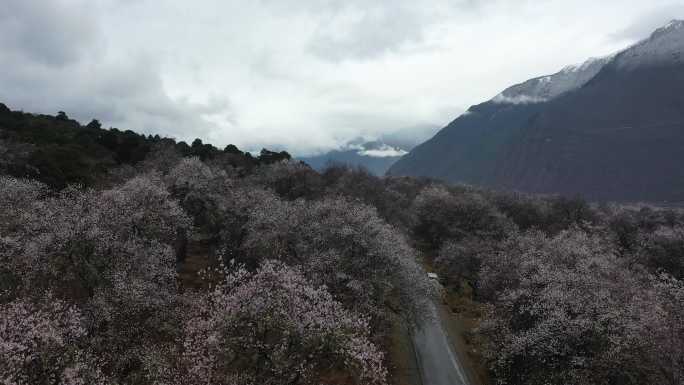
[1,0,683,155]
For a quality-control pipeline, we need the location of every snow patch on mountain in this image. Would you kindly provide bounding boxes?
[492,55,612,105]
[614,19,684,70]
[490,20,684,106]
[491,93,549,105]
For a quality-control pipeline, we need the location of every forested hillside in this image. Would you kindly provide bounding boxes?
[1,106,683,385]
[0,103,290,188]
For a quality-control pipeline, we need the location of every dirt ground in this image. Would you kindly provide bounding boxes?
[388,317,423,385]
[439,286,490,385]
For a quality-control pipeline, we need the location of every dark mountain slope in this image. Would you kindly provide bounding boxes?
[299,149,401,176]
[391,101,545,186]
[494,62,684,201]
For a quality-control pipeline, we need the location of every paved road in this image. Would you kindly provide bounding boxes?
[412,303,470,385]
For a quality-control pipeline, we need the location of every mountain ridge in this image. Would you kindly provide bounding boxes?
[388,20,684,202]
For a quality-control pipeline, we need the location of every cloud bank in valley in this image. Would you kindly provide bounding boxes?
[1,0,682,155]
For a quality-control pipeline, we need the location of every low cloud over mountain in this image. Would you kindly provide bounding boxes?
[2,0,682,155]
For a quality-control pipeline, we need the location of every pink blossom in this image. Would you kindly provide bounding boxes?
[177,260,388,385]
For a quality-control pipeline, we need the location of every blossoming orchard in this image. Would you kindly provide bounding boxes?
[1,144,683,384]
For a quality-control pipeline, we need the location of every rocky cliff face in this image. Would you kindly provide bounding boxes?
[389,20,684,202]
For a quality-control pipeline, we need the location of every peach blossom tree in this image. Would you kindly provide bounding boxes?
[167,261,387,385]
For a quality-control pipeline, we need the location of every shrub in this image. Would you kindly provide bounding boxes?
[546,195,596,233]
[0,176,47,232]
[0,175,190,382]
[242,196,431,326]
[172,261,387,385]
[249,160,324,200]
[479,229,682,385]
[435,238,491,290]
[0,294,109,385]
[491,191,551,231]
[413,186,516,250]
[637,226,684,279]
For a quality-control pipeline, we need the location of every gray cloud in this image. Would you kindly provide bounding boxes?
[379,124,442,151]
[610,3,684,42]
[0,0,680,156]
[0,0,99,66]
[306,2,433,61]
[0,0,223,143]
[297,0,488,61]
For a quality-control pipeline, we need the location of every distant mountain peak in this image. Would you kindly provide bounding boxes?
[655,19,684,36]
[389,20,684,200]
[491,54,612,105]
[615,19,684,69]
[560,55,615,74]
[490,20,684,106]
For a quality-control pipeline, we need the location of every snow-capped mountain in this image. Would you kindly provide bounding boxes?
[614,19,684,70]
[492,55,613,104]
[389,20,684,202]
[492,19,684,105]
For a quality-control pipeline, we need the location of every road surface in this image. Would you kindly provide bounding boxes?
[412,303,471,385]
